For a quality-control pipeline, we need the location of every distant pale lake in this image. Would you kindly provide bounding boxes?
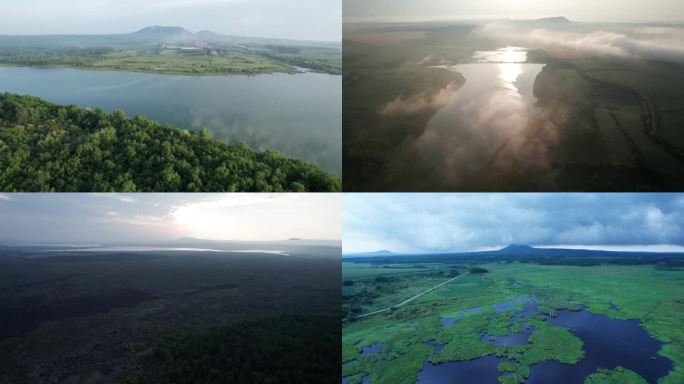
[0,67,341,174]
[49,246,289,255]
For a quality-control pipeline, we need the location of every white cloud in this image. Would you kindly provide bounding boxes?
[170,193,339,241]
[147,0,245,8]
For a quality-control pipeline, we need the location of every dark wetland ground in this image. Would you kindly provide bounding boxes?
[0,242,341,383]
[342,248,684,384]
[342,21,684,191]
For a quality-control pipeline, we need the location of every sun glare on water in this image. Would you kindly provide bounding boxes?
[494,47,527,92]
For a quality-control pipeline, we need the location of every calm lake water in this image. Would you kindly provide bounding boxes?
[418,355,507,384]
[0,67,341,174]
[414,48,543,185]
[528,310,673,384]
[418,298,672,384]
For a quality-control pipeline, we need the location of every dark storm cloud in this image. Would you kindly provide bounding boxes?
[343,194,684,253]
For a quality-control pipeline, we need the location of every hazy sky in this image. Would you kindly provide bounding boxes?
[344,0,684,23]
[344,194,684,254]
[0,0,341,41]
[0,194,341,243]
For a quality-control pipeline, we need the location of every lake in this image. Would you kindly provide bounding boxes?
[418,302,673,383]
[0,67,341,174]
[47,246,288,255]
[418,355,507,384]
[414,48,544,186]
[528,310,673,384]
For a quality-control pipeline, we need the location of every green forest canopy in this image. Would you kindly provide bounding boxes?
[0,93,340,192]
[124,314,340,384]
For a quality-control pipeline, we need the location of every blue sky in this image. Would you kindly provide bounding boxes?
[344,0,684,23]
[0,194,340,243]
[1,0,341,41]
[343,194,684,254]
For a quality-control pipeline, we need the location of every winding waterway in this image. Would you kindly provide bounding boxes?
[414,47,544,185]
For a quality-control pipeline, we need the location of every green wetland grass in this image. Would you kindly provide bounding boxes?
[342,263,684,384]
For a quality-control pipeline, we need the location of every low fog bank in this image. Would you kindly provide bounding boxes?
[477,20,684,63]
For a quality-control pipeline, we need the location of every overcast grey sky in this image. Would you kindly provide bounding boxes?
[344,194,684,254]
[344,0,684,23]
[1,0,341,41]
[0,194,341,243]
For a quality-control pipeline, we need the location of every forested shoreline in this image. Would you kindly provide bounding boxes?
[0,93,340,192]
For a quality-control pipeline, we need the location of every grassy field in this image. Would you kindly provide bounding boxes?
[342,261,684,384]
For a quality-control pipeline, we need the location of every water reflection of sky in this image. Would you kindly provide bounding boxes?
[0,68,341,175]
[414,47,543,186]
[473,47,528,63]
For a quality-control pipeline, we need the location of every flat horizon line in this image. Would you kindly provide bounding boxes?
[343,17,684,25]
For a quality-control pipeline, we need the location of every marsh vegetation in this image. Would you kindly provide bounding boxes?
[342,250,683,383]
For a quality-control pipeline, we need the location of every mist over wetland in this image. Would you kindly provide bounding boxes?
[343,16,684,191]
[414,48,543,184]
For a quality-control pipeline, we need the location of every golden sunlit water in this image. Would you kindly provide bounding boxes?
[412,47,544,185]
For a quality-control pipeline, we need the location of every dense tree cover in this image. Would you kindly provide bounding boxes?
[0,93,340,191]
[125,314,340,384]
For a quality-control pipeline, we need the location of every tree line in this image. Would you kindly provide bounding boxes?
[0,93,340,191]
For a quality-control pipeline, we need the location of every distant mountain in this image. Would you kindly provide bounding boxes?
[536,16,571,24]
[0,26,340,50]
[343,244,684,263]
[132,26,193,36]
[345,250,399,258]
[498,244,535,253]
[196,30,224,40]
